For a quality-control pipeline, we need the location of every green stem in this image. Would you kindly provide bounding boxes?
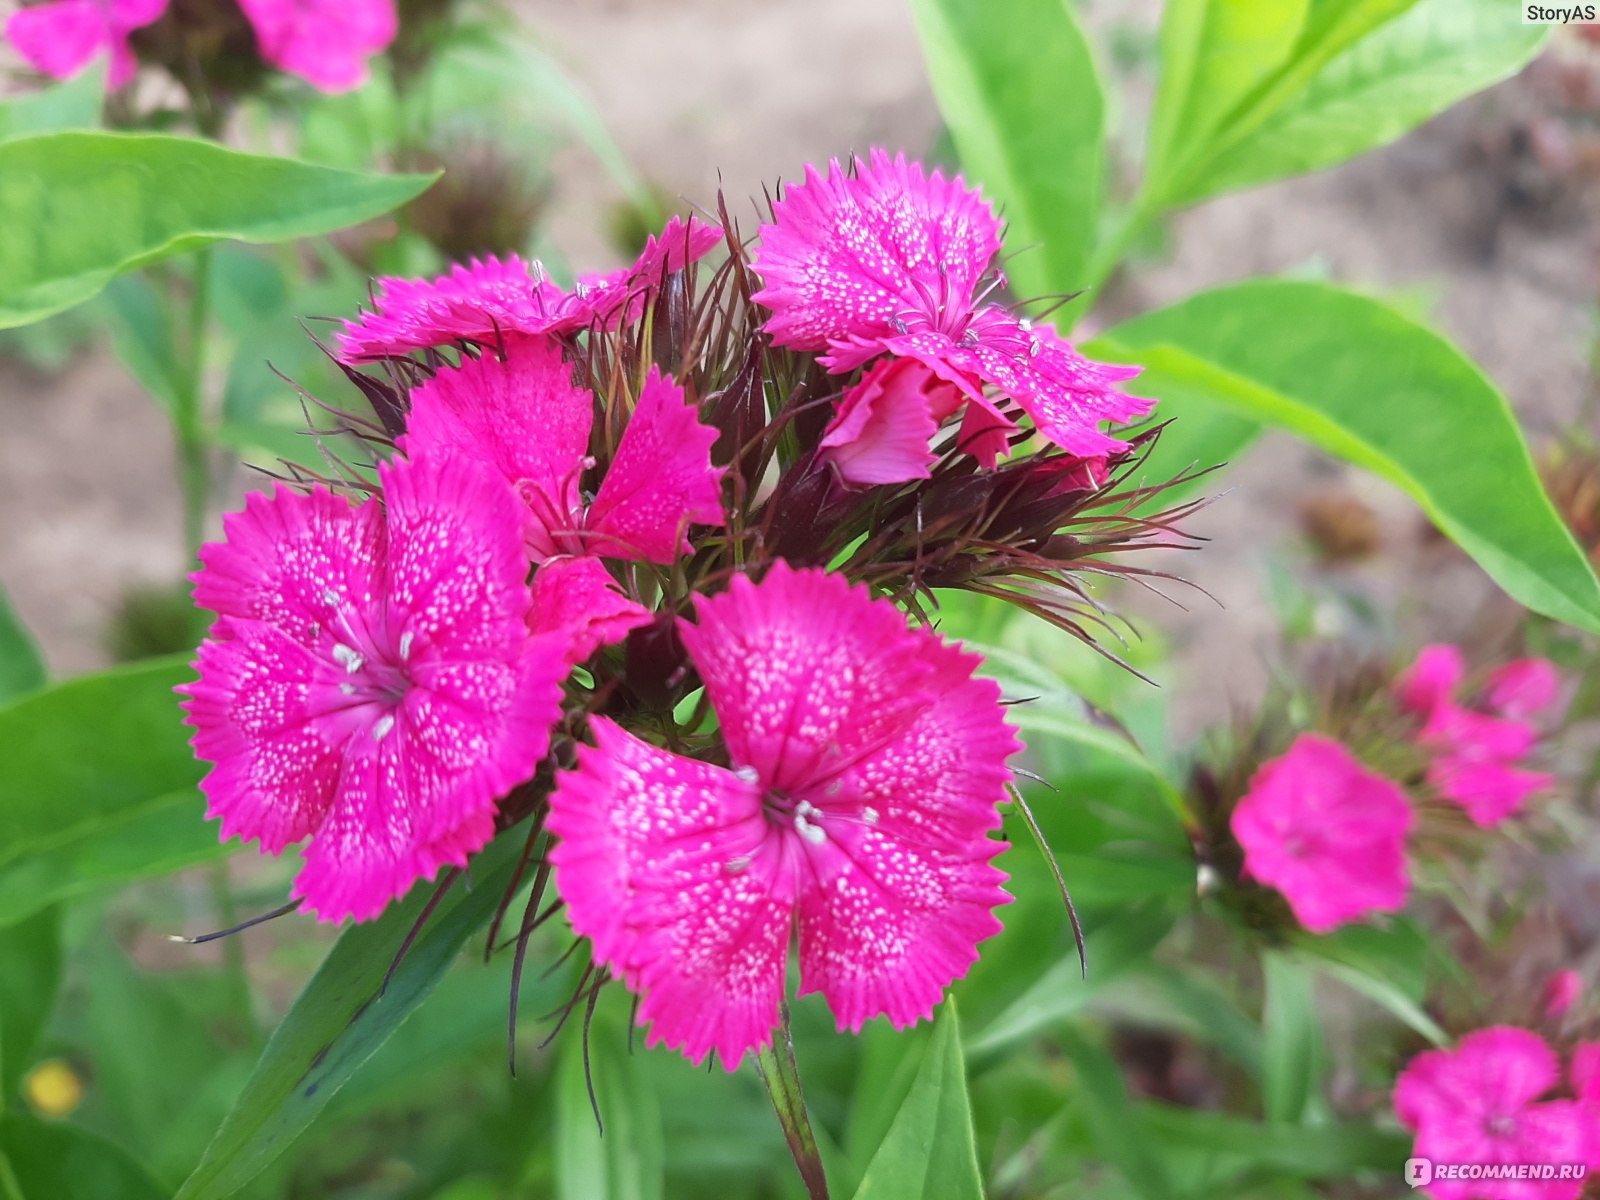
[175,248,213,557]
[754,1006,830,1200]
[208,859,258,1045]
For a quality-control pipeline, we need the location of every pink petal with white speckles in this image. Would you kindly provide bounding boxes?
[528,556,652,662]
[796,819,1009,1032]
[400,335,592,561]
[336,256,574,362]
[547,718,787,1067]
[753,149,1002,353]
[182,621,342,853]
[575,215,724,327]
[585,368,724,561]
[193,483,384,648]
[679,563,942,793]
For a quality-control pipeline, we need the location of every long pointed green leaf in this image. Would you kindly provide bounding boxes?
[1145,0,1310,196]
[851,1002,982,1200]
[910,0,1106,303]
[1184,0,1548,203]
[0,132,435,328]
[1090,280,1600,633]
[0,588,44,705]
[174,833,522,1200]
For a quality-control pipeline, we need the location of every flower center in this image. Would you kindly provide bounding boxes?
[321,591,415,739]
[1485,1112,1517,1138]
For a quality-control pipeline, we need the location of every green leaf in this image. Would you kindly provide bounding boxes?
[174,832,523,1200]
[1185,0,1548,203]
[554,1001,665,1200]
[1305,956,1449,1047]
[0,588,45,704]
[1055,1027,1173,1200]
[852,1001,982,1200]
[1260,951,1323,1123]
[0,1115,165,1200]
[969,902,1178,1058]
[1138,1104,1410,1178]
[0,657,218,925]
[1145,0,1310,197]
[909,0,1106,302]
[0,907,63,1101]
[0,790,224,929]
[100,274,183,416]
[0,67,103,142]
[0,132,435,329]
[0,661,196,836]
[1089,280,1600,634]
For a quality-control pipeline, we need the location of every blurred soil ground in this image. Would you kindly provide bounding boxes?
[3,0,1598,741]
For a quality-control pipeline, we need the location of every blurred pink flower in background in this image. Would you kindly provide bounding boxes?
[4,0,167,88]
[1230,733,1413,934]
[1485,658,1563,720]
[235,0,395,93]
[1395,1027,1600,1200]
[1543,969,1584,1020]
[1395,644,1561,827]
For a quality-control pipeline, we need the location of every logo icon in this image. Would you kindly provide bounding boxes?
[1406,1158,1434,1188]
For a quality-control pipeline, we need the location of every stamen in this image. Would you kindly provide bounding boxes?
[734,765,760,784]
[862,807,879,826]
[322,588,340,606]
[333,644,365,674]
[399,631,414,660]
[794,814,827,846]
[372,713,395,742]
[724,855,751,875]
[339,683,357,696]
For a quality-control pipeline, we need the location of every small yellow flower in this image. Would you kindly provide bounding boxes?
[23,1059,84,1118]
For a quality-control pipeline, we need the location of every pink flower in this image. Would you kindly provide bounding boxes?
[1426,755,1555,828]
[1395,1027,1600,1200]
[546,563,1021,1068]
[401,334,724,565]
[752,149,1151,461]
[180,454,573,922]
[1396,643,1466,718]
[337,217,720,362]
[1543,970,1584,1020]
[5,0,167,88]
[1230,734,1413,934]
[236,0,395,93]
[1486,659,1562,719]
[1396,645,1558,827]
[1573,1043,1600,1105]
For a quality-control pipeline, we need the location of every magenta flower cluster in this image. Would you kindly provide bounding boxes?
[181,151,1158,1066]
[5,0,395,91]
[1230,645,1560,937]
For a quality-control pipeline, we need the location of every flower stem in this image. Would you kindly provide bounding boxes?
[175,248,213,557]
[754,1006,830,1200]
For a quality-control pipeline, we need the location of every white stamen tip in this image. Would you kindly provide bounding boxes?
[795,815,827,846]
[372,714,395,742]
[862,807,879,826]
[322,588,339,606]
[734,765,760,784]
[724,855,751,875]
[399,631,414,660]
[333,644,365,674]
[339,683,357,696]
